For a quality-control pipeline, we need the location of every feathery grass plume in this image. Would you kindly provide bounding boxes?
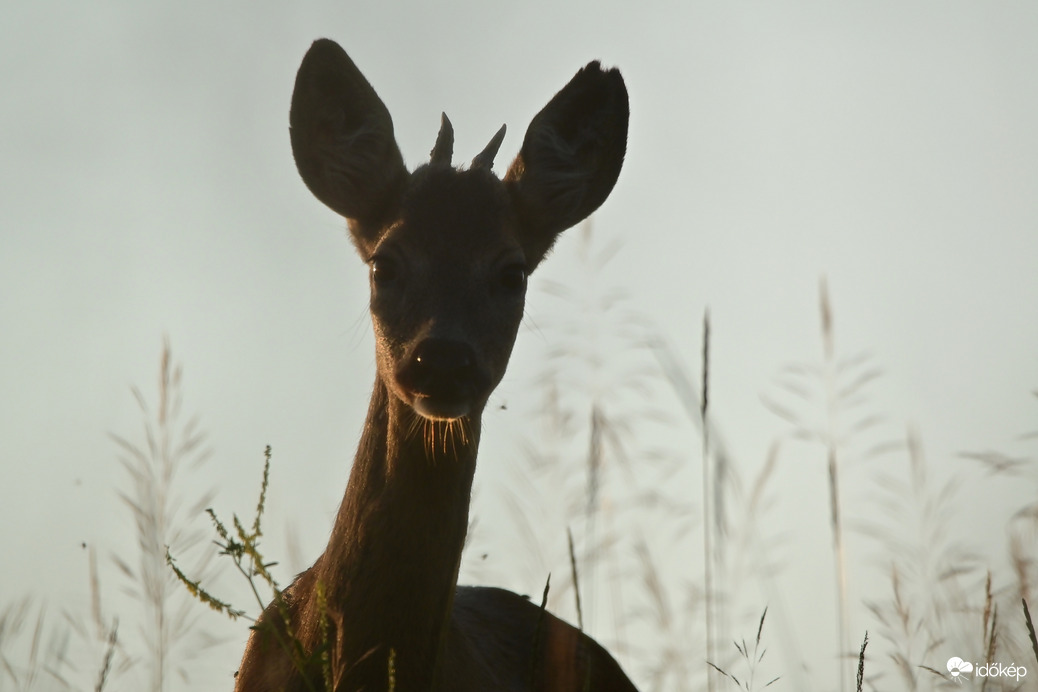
[959,384,1038,676]
[654,333,799,690]
[110,339,221,689]
[762,277,895,691]
[706,607,778,691]
[633,535,685,689]
[0,596,73,691]
[657,313,823,690]
[651,302,812,688]
[820,277,850,692]
[863,427,982,690]
[504,219,677,674]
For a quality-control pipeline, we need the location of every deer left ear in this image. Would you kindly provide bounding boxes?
[504,61,629,271]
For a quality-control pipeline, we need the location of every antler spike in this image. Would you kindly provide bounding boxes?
[470,124,507,170]
[430,112,454,166]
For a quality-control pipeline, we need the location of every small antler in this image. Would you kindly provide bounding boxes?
[470,124,506,170]
[430,112,454,166]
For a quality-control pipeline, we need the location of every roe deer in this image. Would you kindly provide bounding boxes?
[234,38,636,691]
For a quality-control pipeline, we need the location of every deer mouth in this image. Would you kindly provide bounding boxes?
[399,376,483,420]
[410,392,473,421]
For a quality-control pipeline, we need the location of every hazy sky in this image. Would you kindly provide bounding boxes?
[2,3,1037,690]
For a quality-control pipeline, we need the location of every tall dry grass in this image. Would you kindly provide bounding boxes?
[0,341,223,691]
[0,597,72,691]
[5,236,1038,691]
[109,340,222,690]
[480,228,1038,691]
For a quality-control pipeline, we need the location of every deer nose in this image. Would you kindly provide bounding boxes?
[412,339,474,376]
[396,339,487,418]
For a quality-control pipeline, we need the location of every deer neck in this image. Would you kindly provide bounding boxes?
[311,376,480,687]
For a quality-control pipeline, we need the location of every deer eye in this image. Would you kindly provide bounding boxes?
[370,255,399,286]
[498,263,527,293]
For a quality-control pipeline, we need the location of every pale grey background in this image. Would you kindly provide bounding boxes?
[2,2,1036,690]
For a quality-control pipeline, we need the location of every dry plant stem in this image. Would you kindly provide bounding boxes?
[86,544,122,691]
[820,278,850,692]
[983,571,993,649]
[982,604,997,692]
[855,632,867,692]
[702,309,716,692]
[567,528,584,632]
[95,621,118,692]
[168,448,328,692]
[1023,598,1038,669]
[530,575,552,689]
[705,608,778,691]
[584,405,603,630]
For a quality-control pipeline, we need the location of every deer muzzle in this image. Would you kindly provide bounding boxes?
[395,338,490,420]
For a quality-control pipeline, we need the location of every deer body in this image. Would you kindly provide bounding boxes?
[234,39,634,691]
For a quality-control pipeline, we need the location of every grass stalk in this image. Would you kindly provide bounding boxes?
[1024,598,1038,669]
[856,631,867,692]
[702,309,716,692]
[706,607,778,691]
[820,278,851,692]
[567,527,584,632]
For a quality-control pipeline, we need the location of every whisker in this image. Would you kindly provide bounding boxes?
[405,411,424,442]
[446,420,458,461]
[424,419,436,464]
[413,415,476,464]
[459,417,470,446]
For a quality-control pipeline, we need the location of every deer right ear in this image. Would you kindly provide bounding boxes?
[504,61,629,271]
[290,39,408,248]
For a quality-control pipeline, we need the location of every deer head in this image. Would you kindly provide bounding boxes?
[289,39,628,422]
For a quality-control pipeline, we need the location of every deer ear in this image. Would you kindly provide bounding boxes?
[504,61,629,270]
[290,39,408,248]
